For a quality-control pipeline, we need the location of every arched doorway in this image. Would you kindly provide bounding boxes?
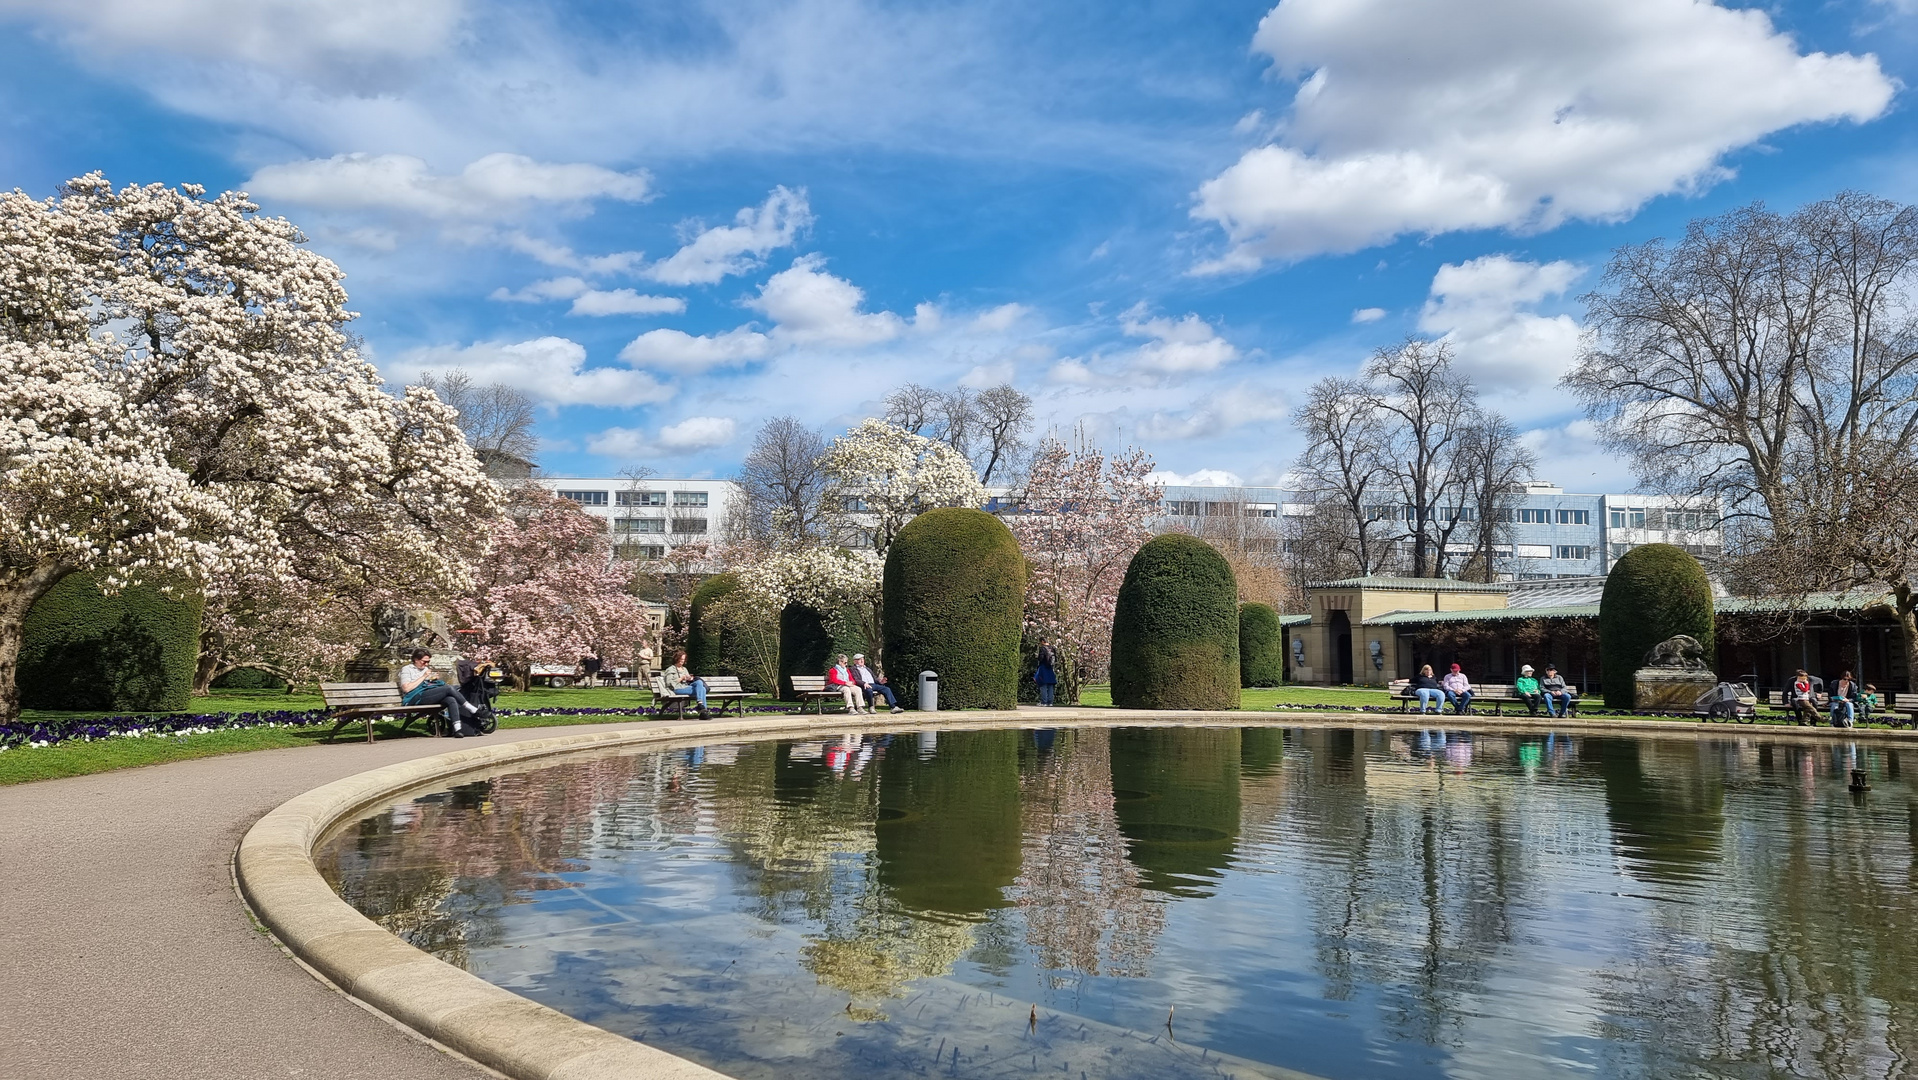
[1328,610,1353,685]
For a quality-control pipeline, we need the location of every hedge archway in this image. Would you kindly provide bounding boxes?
[777,601,833,701]
[1238,602,1283,688]
[1598,543,1715,708]
[685,572,739,677]
[20,573,203,712]
[1110,534,1240,710]
[881,508,1026,709]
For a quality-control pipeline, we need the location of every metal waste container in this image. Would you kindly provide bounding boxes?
[918,670,938,712]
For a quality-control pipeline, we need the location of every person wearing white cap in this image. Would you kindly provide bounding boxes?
[851,653,902,713]
[1514,665,1544,716]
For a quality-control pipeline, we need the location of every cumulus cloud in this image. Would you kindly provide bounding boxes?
[618,327,774,372]
[392,336,673,407]
[647,187,812,285]
[587,416,737,458]
[1148,468,1246,486]
[748,255,907,346]
[1121,305,1238,374]
[1193,0,1895,268]
[1351,307,1386,324]
[249,152,651,221]
[490,277,684,316]
[1417,255,1583,390]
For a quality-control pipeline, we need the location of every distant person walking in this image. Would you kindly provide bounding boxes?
[1034,640,1057,706]
[1514,665,1543,716]
[1442,663,1473,715]
[1410,665,1443,714]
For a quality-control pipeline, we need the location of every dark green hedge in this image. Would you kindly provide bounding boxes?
[1111,534,1240,710]
[1598,543,1715,708]
[212,667,286,690]
[20,572,204,712]
[777,602,832,701]
[881,508,1026,709]
[1238,602,1283,687]
[685,572,739,677]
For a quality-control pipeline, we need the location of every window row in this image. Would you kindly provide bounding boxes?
[558,489,710,507]
[613,517,707,533]
[1608,508,1717,530]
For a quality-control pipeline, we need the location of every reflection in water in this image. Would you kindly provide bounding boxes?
[318,727,1918,1080]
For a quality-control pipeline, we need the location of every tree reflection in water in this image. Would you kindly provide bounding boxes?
[319,727,1918,1080]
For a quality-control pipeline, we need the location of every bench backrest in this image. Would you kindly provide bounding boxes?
[789,675,829,692]
[320,682,404,708]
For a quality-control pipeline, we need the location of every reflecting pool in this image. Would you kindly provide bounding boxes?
[317,726,1918,1080]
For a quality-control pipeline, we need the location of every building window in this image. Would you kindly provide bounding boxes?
[1515,544,1552,559]
[1516,508,1552,524]
[1556,509,1590,525]
[1245,538,1279,554]
[1244,503,1278,517]
[615,543,665,560]
[672,491,709,507]
[559,490,607,506]
[1610,507,1646,529]
[1517,573,1554,580]
[1556,545,1592,560]
[671,517,708,534]
[1663,510,1715,530]
[614,518,666,534]
[617,490,666,507]
[1169,500,1202,516]
[1609,542,1632,559]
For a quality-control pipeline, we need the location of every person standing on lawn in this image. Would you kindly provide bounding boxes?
[1034,640,1057,706]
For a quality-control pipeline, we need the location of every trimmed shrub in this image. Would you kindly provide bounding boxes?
[777,602,833,701]
[1238,602,1283,687]
[685,572,739,676]
[212,667,287,690]
[1111,534,1240,710]
[882,508,1026,709]
[19,573,204,712]
[1598,543,1715,708]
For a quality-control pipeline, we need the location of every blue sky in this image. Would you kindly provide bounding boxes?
[4,0,1914,491]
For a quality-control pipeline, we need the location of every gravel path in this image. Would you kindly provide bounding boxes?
[0,722,668,1080]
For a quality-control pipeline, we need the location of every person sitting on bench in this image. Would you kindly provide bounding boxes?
[828,655,867,714]
[663,651,711,719]
[1514,665,1544,716]
[399,648,482,737]
[852,653,902,714]
[1540,666,1574,717]
[1441,663,1473,714]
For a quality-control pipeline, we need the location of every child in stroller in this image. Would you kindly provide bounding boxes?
[455,658,501,735]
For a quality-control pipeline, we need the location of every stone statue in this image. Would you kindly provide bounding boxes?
[1642,635,1710,671]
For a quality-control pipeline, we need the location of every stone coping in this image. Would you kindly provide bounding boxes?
[236,707,1916,1080]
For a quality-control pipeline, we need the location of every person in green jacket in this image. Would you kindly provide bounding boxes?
[1514,665,1544,716]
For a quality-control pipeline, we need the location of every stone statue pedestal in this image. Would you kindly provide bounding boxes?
[1634,667,1716,711]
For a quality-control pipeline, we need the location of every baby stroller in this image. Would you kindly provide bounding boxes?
[455,658,501,735]
[1694,681,1758,723]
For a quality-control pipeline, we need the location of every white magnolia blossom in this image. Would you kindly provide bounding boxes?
[819,419,986,555]
[737,546,883,613]
[0,175,497,720]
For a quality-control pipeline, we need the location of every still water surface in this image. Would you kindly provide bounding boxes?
[317,726,1918,1080]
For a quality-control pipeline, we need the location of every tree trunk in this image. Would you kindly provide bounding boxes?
[1894,583,1918,696]
[0,564,76,724]
[192,651,225,697]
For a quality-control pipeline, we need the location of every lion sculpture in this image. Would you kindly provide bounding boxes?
[1642,634,1709,671]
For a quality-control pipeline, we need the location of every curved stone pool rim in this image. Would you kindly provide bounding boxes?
[235,708,1918,1080]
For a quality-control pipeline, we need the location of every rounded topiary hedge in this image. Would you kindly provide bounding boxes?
[685,572,739,676]
[777,601,833,701]
[1238,602,1283,688]
[19,572,204,712]
[1111,534,1240,710]
[1598,543,1715,708]
[881,507,1026,709]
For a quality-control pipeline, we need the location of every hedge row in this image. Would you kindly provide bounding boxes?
[19,573,203,712]
[1238,602,1283,688]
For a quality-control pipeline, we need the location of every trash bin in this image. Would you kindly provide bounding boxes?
[918,670,938,712]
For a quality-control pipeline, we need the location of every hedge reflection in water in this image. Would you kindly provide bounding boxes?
[316,728,1918,1080]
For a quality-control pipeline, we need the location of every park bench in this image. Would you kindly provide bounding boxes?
[649,674,751,718]
[319,682,448,744]
[788,674,852,713]
[1388,679,1578,716]
[1766,689,1831,724]
[1887,694,1918,727]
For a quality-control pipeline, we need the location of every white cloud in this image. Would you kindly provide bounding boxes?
[1049,358,1098,385]
[657,416,738,451]
[1417,255,1584,390]
[567,290,686,317]
[490,277,590,303]
[1121,305,1238,374]
[1148,469,1246,487]
[618,327,773,372]
[972,303,1029,333]
[249,152,651,221]
[393,336,673,407]
[748,255,906,346]
[495,233,645,275]
[1193,0,1895,267]
[647,187,812,286]
[1351,307,1387,324]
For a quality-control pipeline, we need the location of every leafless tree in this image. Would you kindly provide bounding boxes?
[416,368,538,476]
[1453,416,1538,583]
[734,416,830,545]
[931,387,976,461]
[1293,377,1393,576]
[882,384,941,435]
[971,384,1034,485]
[1173,489,1300,611]
[1365,340,1478,578]
[1565,191,1918,679]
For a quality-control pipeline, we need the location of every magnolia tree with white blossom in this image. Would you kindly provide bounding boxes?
[194,573,372,693]
[735,546,885,658]
[0,175,497,722]
[450,486,650,690]
[820,419,987,557]
[1008,437,1162,704]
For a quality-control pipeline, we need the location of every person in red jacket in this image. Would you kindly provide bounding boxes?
[827,654,867,714]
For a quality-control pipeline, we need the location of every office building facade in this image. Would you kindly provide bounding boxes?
[521,476,739,560]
